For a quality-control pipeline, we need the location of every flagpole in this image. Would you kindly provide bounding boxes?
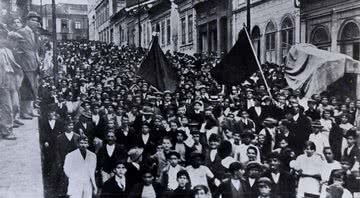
[242,23,273,98]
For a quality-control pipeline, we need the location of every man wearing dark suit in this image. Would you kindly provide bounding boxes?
[248,97,268,132]
[132,106,154,133]
[287,103,312,155]
[97,131,127,184]
[261,153,296,198]
[132,123,156,155]
[101,160,133,198]
[91,104,108,140]
[55,120,80,196]
[40,109,65,178]
[74,114,96,150]
[215,162,251,198]
[115,115,136,150]
[16,12,41,119]
[342,129,360,168]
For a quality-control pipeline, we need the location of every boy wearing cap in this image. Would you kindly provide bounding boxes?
[254,177,278,198]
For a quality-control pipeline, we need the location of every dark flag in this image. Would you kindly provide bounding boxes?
[137,36,178,92]
[211,27,258,86]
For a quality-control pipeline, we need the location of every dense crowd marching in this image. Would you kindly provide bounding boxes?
[0,10,360,198]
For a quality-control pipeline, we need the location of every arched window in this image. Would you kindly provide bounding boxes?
[339,22,360,60]
[251,26,261,60]
[310,26,330,50]
[281,16,294,60]
[265,21,276,62]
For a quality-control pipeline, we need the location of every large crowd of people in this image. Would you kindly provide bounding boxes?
[1,10,360,198]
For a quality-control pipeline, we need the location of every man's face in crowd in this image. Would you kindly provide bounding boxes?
[169,155,179,167]
[66,122,74,132]
[209,140,219,149]
[321,97,328,105]
[12,19,23,30]
[106,132,116,145]
[278,96,286,105]
[141,125,150,134]
[177,175,189,188]
[258,184,271,197]
[292,104,300,114]
[246,91,253,99]
[79,139,89,151]
[48,112,56,120]
[142,173,154,186]
[170,122,178,131]
[269,158,281,172]
[248,167,260,178]
[194,103,201,111]
[194,189,207,198]
[162,138,172,151]
[192,134,200,143]
[324,148,334,162]
[247,148,257,160]
[346,136,355,146]
[114,163,127,177]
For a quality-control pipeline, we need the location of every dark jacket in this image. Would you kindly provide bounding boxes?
[128,182,163,198]
[97,143,128,174]
[101,176,133,198]
[214,178,251,198]
[262,170,296,198]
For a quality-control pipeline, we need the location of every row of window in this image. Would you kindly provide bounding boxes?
[96,1,110,27]
[181,14,193,45]
[99,28,113,43]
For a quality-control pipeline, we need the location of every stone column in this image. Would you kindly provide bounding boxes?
[217,17,221,56]
[330,9,338,52]
[357,74,360,100]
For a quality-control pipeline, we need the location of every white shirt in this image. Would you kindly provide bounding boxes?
[309,132,329,155]
[81,122,87,129]
[231,179,241,191]
[142,133,150,145]
[65,132,74,141]
[271,172,280,184]
[49,120,56,130]
[321,161,341,182]
[293,114,299,121]
[115,175,126,190]
[186,165,214,188]
[106,144,115,157]
[142,185,156,198]
[92,114,100,126]
[254,106,262,116]
[210,149,217,162]
[249,178,256,187]
[168,165,182,190]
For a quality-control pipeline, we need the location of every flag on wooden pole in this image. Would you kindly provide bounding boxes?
[137,36,178,92]
[210,27,258,86]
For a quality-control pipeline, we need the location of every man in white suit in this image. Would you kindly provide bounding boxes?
[64,136,97,198]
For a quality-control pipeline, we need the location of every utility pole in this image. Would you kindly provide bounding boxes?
[52,0,58,85]
[40,0,43,27]
[138,0,142,48]
[246,0,251,33]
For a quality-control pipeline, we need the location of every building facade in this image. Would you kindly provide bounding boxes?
[232,0,300,65]
[38,3,89,40]
[193,0,232,56]
[300,0,360,61]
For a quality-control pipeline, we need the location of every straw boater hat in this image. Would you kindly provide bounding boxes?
[311,120,323,128]
[127,147,144,162]
[140,106,154,115]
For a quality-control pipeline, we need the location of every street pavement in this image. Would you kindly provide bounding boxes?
[0,118,44,198]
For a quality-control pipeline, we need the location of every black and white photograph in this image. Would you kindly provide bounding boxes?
[0,0,360,197]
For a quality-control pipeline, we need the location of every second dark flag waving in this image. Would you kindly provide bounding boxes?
[211,27,258,86]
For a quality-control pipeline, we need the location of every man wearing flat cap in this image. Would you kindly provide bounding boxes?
[215,162,250,198]
[254,177,279,198]
[16,11,41,119]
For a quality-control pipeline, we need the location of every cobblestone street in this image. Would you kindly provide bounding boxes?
[0,118,43,198]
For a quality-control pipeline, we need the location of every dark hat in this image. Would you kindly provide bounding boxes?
[229,162,244,172]
[256,177,273,187]
[241,131,255,139]
[246,161,262,171]
[345,129,358,138]
[26,11,41,20]
[190,151,204,160]
[166,150,180,160]
[208,133,220,142]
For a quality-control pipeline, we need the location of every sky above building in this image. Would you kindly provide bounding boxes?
[32,0,89,5]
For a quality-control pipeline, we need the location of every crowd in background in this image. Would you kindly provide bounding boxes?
[1,10,360,198]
